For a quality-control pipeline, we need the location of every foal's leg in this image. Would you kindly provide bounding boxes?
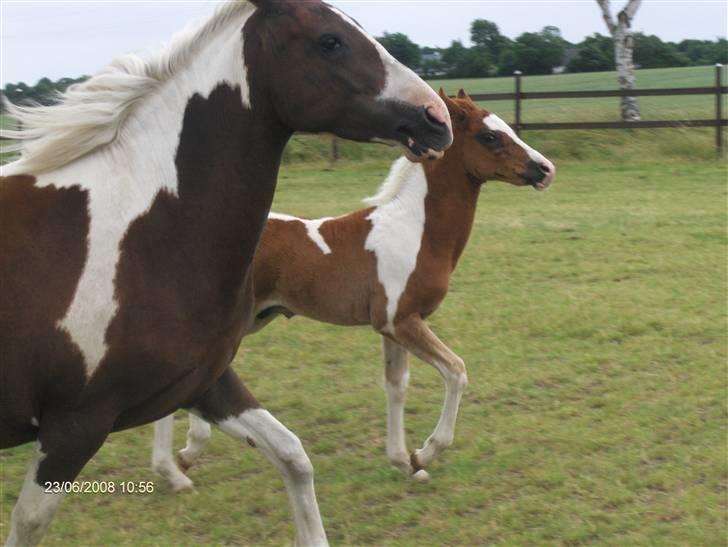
[391,314,468,471]
[152,414,194,492]
[192,368,327,547]
[6,412,114,546]
[381,336,420,478]
[177,413,211,471]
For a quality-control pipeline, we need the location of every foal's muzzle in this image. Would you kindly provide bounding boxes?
[522,159,556,191]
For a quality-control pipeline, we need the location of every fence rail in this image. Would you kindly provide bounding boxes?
[2,66,726,158]
[466,64,726,157]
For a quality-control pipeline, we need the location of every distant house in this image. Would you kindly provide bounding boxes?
[417,50,447,77]
[553,47,579,74]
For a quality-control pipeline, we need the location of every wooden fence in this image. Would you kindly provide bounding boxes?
[468,63,727,158]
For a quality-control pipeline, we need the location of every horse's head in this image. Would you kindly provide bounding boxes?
[245,0,452,161]
[439,89,555,190]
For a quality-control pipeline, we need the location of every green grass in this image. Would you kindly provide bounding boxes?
[1,155,726,545]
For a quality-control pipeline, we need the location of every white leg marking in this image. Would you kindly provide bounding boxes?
[414,362,467,468]
[382,336,414,476]
[217,409,328,547]
[178,413,212,469]
[152,415,194,492]
[364,158,427,331]
[6,445,64,547]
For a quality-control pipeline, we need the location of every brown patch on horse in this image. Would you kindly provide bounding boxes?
[0,176,90,448]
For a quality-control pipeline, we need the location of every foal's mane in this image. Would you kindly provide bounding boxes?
[363,157,422,207]
[1,1,254,175]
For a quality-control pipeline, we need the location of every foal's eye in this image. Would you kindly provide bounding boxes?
[319,34,343,52]
[477,131,500,148]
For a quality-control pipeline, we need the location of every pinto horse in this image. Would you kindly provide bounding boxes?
[0,2,452,545]
[151,90,555,490]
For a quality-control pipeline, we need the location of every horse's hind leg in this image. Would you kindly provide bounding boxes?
[177,413,211,471]
[6,412,113,546]
[152,415,194,492]
[192,368,327,547]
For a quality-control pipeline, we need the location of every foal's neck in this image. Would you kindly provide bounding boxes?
[422,151,481,271]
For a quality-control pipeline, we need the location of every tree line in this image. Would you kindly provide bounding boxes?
[2,19,725,110]
[378,19,727,78]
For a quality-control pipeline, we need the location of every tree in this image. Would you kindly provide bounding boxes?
[377,32,420,71]
[633,34,689,68]
[508,28,566,75]
[470,19,509,60]
[596,0,642,121]
[568,33,614,72]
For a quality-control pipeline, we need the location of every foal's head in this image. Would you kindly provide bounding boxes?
[440,90,555,190]
[246,0,452,161]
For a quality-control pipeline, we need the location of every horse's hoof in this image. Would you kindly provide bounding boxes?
[412,469,430,481]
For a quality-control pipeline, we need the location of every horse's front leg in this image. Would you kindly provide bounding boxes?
[381,336,426,479]
[390,314,468,472]
[191,368,328,547]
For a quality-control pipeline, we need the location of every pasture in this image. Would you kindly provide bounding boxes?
[1,153,725,544]
[1,65,726,545]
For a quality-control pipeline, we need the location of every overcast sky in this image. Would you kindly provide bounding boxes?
[1,1,726,85]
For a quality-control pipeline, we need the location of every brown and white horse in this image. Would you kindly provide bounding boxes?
[0,2,452,545]
[152,90,555,490]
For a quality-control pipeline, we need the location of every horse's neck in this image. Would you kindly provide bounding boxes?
[422,155,481,271]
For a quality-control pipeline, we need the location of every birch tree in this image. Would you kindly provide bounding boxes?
[597,0,642,121]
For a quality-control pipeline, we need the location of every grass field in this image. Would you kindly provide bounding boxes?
[1,65,727,545]
[1,152,726,545]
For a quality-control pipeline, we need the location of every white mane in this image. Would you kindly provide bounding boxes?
[363,157,422,207]
[1,1,254,175]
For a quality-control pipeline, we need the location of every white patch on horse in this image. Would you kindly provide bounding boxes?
[483,114,549,165]
[19,6,257,378]
[268,212,333,255]
[31,417,39,427]
[364,158,427,331]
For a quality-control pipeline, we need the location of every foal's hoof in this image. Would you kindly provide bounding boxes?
[176,452,193,473]
[412,469,430,482]
[172,478,195,493]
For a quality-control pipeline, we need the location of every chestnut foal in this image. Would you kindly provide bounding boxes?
[153,91,555,490]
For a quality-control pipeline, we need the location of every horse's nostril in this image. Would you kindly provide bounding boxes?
[424,106,446,129]
[538,162,551,175]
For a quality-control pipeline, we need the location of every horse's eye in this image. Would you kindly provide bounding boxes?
[319,34,343,52]
[483,132,496,143]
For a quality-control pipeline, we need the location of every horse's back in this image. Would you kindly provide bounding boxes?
[0,175,91,447]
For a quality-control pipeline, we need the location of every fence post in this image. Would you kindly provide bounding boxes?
[513,70,522,136]
[716,64,723,159]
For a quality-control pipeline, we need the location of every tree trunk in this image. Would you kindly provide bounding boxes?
[614,10,639,120]
[597,0,642,121]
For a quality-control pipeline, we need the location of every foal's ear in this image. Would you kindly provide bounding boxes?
[439,88,467,125]
[457,88,475,105]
